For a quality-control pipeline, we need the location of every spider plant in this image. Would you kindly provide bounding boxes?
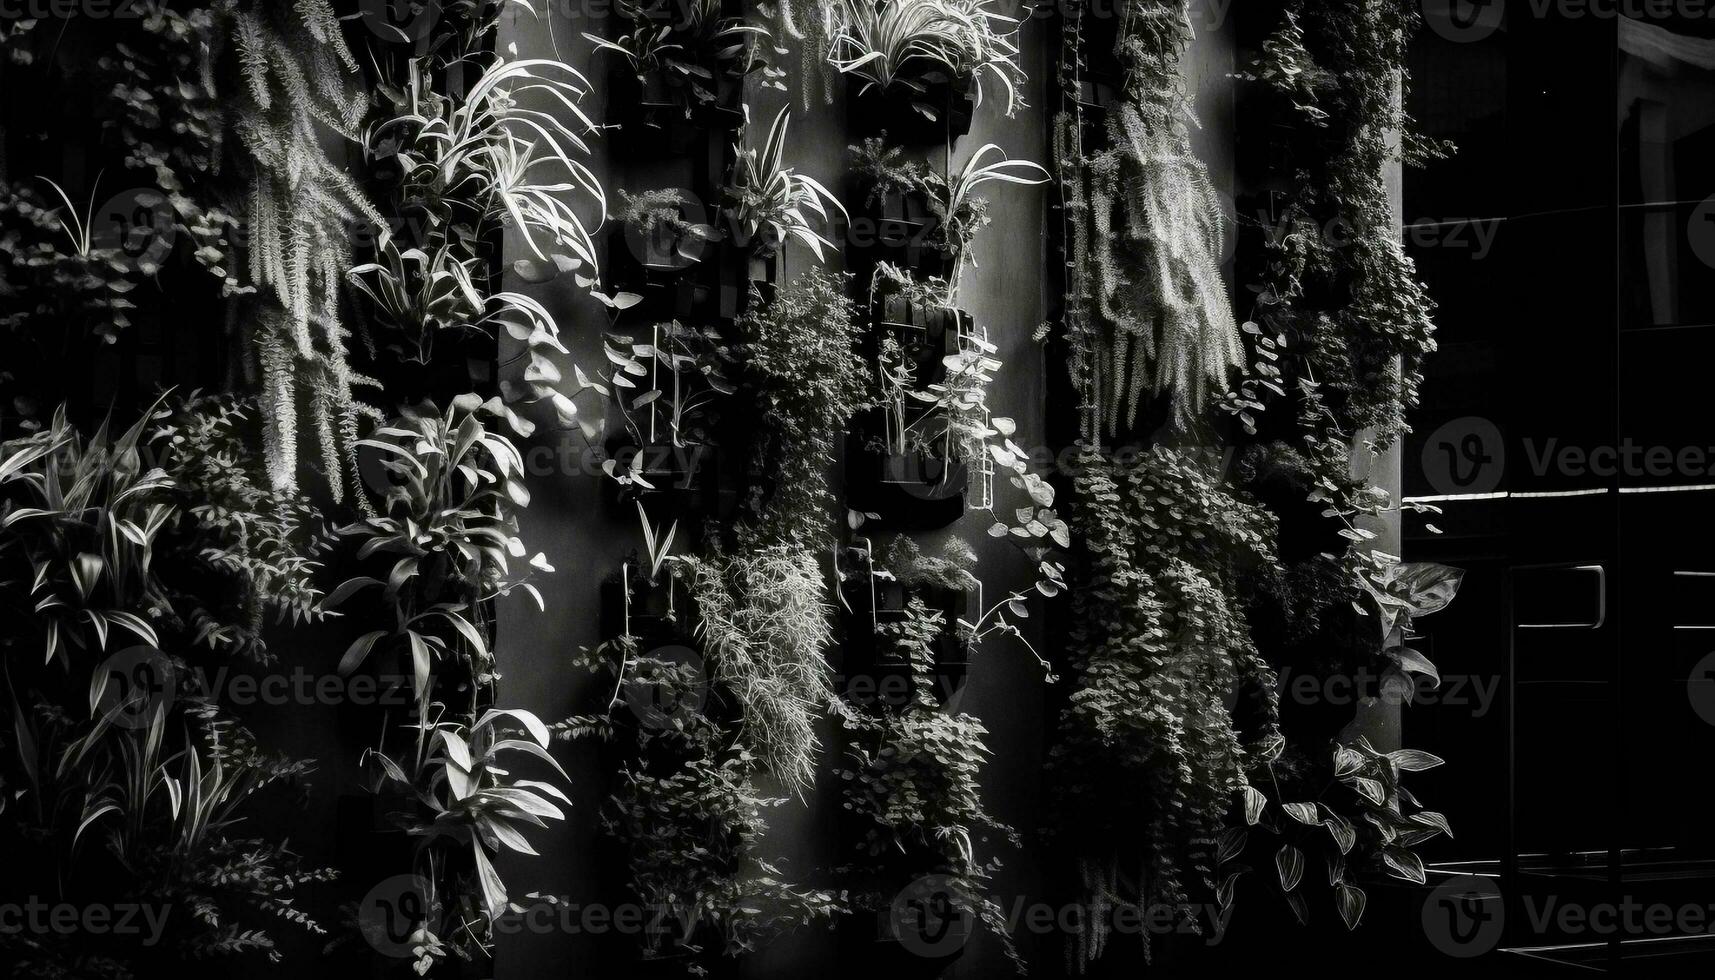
[725,106,847,260]
[36,176,99,256]
[368,56,607,269]
[584,22,686,87]
[828,0,1025,117]
[348,234,577,430]
[937,143,1048,296]
[587,0,767,112]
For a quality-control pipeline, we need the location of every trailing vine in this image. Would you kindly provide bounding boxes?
[561,270,865,969]
[1222,0,1461,938]
[1056,0,1242,438]
[1053,445,1282,964]
[837,598,1025,972]
[1051,0,1463,962]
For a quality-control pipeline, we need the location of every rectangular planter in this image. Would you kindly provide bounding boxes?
[852,186,957,279]
[846,429,969,531]
[847,78,976,145]
[605,64,701,158]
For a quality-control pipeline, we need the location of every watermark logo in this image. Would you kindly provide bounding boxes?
[358,874,433,959]
[1423,875,1505,958]
[1422,416,1505,495]
[92,645,175,729]
[357,438,415,499]
[92,188,176,273]
[1423,0,1505,44]
[0,898,171,944]
[889,875,974,959]
[619,186,716,269]
[0,0,147,23]
[1688,651,1715,726]
[1689,195,1715,271]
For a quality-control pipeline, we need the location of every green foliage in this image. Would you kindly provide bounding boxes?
[585,0,771,111]
[151,394,337,662]
[682,548,836,798]
[725,107,847,260]
[849,139,1048,297]
[616,188,703,242]
[603,319,736,460]
[838,599,1023,972]
[1055,0,1242,436]
[220,0,383,498]
[0,409,332,976]
[828,0,1027,116]
[1237,0,1451,438]
[733,270,868,550]
[361,46,607,434]
[563,635,843,967]
[1226,737,1452,930]
[324,398,551,706]
[0,407,174,668]
[1054,446,1281,961]
[361,706,571,963]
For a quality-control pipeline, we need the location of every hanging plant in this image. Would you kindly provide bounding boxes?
[586,0,774,133]
[1054,445,1282,965]
[850,137,1048,294]
[1212,0,1462,938]
[723,107,848,262]
[559,546,844,970]
[1056,0,1243,438]
[1234,0,1451,439]
[837,598,1025,972]
[828,0,1027,136]
[732,269,871,549]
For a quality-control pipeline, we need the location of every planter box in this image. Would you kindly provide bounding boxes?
[600,571,692,648]
[847,77,976,145]
[605,440,736,516]
[874,289,970,387]
[852,186,956,278]
[851,907,969,977]
[715,245,777,321]
[605,64,701,157]
[688,72,746,130]
[846,432,969,531]
[606,229,773,323]
[605,225,708,320]
[840,558,913,708]
[919,585,971,705]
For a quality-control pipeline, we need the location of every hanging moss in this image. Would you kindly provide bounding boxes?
[1058,0,1243,438]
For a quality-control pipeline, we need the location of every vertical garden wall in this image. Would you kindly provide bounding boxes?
[0,2,1465,978]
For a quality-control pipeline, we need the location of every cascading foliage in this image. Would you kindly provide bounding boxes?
[1052,0,1460,966]
[1052,2,1279,961]
[1219,0,1460,935]
[223,0,384,498]
[1238,0,1448,438]
[1058,0,1242,437]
